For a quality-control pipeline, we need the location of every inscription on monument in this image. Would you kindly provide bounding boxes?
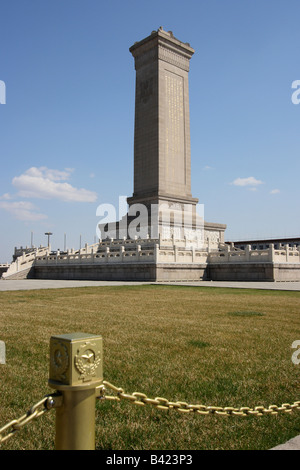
[165,71,185,186]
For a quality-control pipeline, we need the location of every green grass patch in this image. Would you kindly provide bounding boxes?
[0,284,299,450]
[188,339,210,349]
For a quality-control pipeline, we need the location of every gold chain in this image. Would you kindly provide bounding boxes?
[0,394,58,445]
[2,384,300,446]
[99,381,300,417]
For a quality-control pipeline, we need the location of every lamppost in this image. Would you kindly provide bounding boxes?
[45,232,53,248]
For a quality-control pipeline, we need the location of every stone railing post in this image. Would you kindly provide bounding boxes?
[269,243,275,262]
[285,244,290,262]
[245,245,251,262]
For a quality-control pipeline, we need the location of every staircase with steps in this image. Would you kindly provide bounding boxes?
[1,247,49,280]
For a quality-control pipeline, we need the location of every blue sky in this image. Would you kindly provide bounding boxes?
[0,0,300,262]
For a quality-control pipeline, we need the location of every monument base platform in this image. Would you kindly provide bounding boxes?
[32,262,300,283]
[3,239,300,283]
[208,263,275,282]
[33,262,208,282]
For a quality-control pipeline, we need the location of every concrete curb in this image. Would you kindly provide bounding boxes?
[271,435,300,450]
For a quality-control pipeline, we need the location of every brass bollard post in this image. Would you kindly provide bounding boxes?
[48,333,103,450]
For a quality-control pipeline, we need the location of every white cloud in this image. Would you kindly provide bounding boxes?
[24,166,74,181]
[231,176,264,187]
[270,189,280,194]
[0,200,47,221]
[0,193,13,200]
[12,167,97,203]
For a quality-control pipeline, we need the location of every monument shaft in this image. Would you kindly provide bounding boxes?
[127,27,198,209]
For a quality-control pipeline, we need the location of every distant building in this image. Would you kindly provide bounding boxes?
[227,237,300,250]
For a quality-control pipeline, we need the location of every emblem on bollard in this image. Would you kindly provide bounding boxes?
[50,341,69,381]
[49,333,103,388]
[75,345,102,382]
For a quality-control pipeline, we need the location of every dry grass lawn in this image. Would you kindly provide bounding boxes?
[0,284,299,450]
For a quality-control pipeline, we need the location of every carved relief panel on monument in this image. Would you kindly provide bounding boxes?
[139,77,154,105]
[205,231,220,247]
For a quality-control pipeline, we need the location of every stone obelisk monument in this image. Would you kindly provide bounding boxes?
[127,27,198,211]
[103,27,226,245]
[125,27,226,244]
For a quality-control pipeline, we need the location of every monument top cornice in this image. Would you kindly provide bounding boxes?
[129,26,195,60]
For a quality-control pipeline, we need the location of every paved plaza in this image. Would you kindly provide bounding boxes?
[0,279,300,291]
